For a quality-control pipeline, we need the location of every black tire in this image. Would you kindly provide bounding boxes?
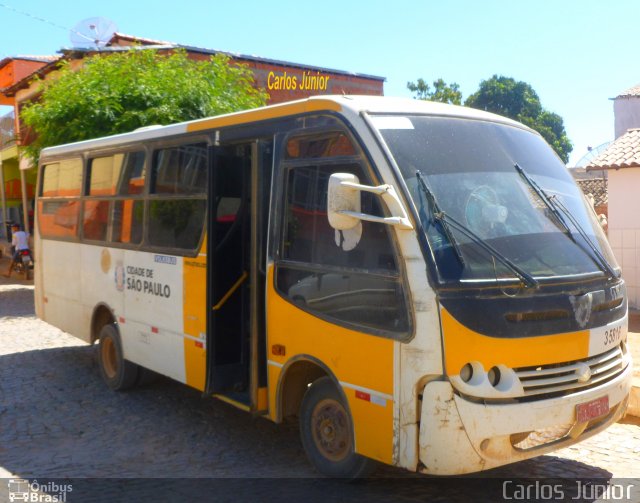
[97,324,139,391]
[299,376,376,478]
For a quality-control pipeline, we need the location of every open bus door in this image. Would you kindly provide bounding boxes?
[206,140,270,412]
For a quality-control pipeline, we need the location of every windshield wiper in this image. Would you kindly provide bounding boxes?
[415,171,465,267]
[514,163,619,281]
[550,195,619,280]
[415,171,538,289]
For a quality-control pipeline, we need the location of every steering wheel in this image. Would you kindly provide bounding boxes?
[464,185,505,236]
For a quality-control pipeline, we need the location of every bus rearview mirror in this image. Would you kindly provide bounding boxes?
[327,173,413,231]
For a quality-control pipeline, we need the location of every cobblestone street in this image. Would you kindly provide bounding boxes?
[0,270,639,502]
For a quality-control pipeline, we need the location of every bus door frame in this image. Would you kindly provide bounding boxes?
[206,138,270,415]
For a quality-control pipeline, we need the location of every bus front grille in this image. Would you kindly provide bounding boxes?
[514,343,627,398]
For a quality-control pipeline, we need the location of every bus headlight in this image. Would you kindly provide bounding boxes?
[458,361,485,386]
[450,362,524,398]
[488,366,501,387]
[460,363,473,382]
[487,364,519,393]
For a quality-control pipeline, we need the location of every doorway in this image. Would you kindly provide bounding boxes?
[206,140,271,408]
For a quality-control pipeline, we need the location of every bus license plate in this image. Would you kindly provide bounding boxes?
[576,396,609,423]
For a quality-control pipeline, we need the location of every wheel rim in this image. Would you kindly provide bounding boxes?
[311,398,352,462]
[101,337,118,379]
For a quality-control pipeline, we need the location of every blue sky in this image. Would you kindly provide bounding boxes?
[1,0,638,165]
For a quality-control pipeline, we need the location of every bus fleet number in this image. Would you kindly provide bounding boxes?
[603,326,622,346]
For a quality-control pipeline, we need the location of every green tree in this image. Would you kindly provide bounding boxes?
[21,48,267,162]
[407,78,462,105]
[465,75,572,163]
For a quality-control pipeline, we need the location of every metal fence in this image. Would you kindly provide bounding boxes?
[0,109,16,148]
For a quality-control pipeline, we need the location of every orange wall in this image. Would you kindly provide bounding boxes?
[1,59,51,105]
[186,52,384,104]
[0,59,49,91]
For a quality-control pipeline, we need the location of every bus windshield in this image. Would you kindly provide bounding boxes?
[372,115,619,285]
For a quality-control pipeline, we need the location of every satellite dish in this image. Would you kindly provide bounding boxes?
[575,141,612,168]
[69,17,117,49]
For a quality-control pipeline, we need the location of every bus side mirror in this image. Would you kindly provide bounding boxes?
[327,173,413,231]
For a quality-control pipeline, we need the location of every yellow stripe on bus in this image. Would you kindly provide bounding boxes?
[266,265,394,464]
[440,307,590,375]
[182,240,208,391]
[186,99,343,133]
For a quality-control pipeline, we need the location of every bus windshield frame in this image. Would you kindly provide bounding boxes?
[369,114,620,288]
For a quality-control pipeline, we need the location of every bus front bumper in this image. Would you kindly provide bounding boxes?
[417,360,633,475]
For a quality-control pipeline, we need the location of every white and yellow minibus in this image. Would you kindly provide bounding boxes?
[35,96,632,477]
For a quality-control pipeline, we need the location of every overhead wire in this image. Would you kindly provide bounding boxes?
[0,2,75,35]
[0,2,97,59]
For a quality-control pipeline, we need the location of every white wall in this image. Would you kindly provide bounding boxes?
[608,168,640,308]
[614,98,640,138]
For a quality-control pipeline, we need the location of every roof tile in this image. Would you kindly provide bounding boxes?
[586,129,640,170]
[576,178,608,207]
[616,83,640,99]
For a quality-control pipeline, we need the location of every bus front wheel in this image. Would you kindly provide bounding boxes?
[97,324,138,391]
[299,376,375,478]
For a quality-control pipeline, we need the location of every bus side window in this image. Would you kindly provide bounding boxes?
[147,143,208,251]
[109,152,146,244]
[84,155,117,241]
[82,151,146,244]
[276,132,410,336]
[117,152,146,195]
[82,200,110,241]
[38,159,83,239]
[111,200,144,244]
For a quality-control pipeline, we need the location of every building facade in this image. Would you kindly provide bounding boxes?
[0,56,58,238]
[0,34,385,238]
[588,84,640,308]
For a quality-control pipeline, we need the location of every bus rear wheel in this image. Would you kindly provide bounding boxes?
[97,324,139,391]
[299,376,376,478]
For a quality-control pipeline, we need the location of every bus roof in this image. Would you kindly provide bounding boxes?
[39,95,529,159]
